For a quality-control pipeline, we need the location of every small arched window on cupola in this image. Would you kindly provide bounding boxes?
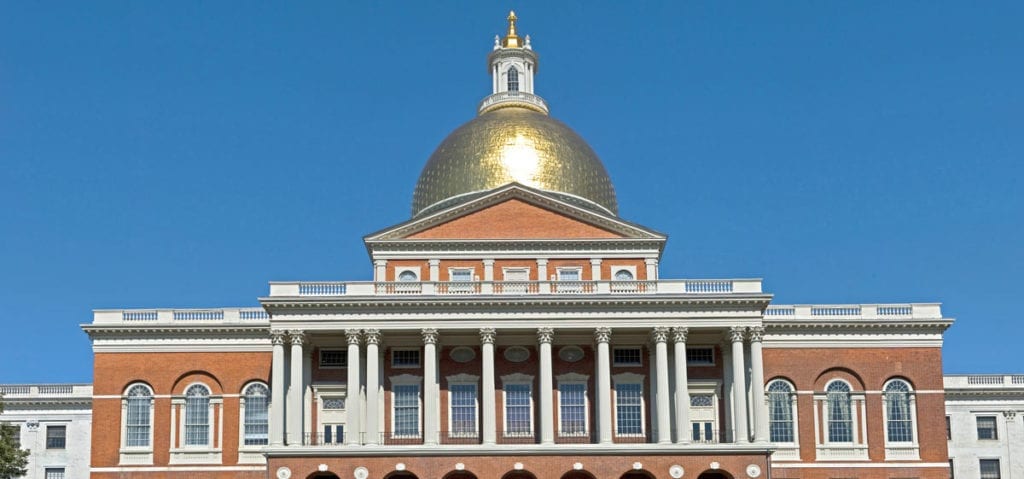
[507,66,520,92]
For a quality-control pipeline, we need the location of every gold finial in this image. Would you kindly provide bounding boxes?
[503,10,521,48]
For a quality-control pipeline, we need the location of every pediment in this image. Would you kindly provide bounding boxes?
[365,183,664,242]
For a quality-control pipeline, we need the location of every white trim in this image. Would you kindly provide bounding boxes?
[92,466,266,472]
[610,265,637,281]
[395,267,420,282]
[881,378,919,460]
[120,382,155,464]
[238,381,270,459]
[765,379,799,448]
[774,462,951,469]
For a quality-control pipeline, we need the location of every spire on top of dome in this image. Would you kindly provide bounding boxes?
[502,10,520,48]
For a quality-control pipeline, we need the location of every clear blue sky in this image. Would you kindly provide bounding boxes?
[1,2,1021,382]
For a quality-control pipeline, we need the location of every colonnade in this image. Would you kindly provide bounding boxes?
[268,326,769,446]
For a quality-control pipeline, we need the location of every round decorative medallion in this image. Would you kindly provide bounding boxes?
[450,346,476,363]
[669,465,685,479]
[632,462,643,470]
[318,464,329,472]
[573,463,584,471]
[354,467,369,479]
[709,462,720,470]
[558,346,585,363]
[504,346,530,363]
[396,463,406,471]
[746,465,761,478]
[276,467,292,479]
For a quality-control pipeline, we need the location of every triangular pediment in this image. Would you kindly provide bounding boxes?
[365,183,665,242]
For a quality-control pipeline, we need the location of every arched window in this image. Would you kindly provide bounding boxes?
[826,380,853,443]
[767,380,795,443]
[398,270,418,282]
[184,384,211,446]
[242,383,269,446]
[614,269,634,281]
[507,67,519,92]
[884,379,915,443]
[125,384,153,448]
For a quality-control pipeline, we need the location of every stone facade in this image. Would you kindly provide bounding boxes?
[0,384,92,479]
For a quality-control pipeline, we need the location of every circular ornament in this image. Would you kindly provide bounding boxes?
[558,346,585,363]
[450,346,476,363]
[504,346,530,363]
[354,467,369,479]
[276,467,292,479]
[669,465,685,479]
[746,465,761,478]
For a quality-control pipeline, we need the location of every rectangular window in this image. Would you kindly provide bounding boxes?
[5,425,20,449]
[323,424,333,444]
[613,347,642,367]
[615,382,643,435]
[504,384,532,436]
[322,424,343,444]
[980,459,1000,479]
[244,394,269,446]
[46,425,66,449]
[559,383,587,436]
[946,416,951,440]
[686,347,715,365]
[319,349,347,368]
[392,349,421,368]
[393,384,421,437]
[977,416,998,440]
[450,384,478,436]
[44,468,65,479]
[557,268,581,281]
[691,421,714,442]
[450,269,473,282]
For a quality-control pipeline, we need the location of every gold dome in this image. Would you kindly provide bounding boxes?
[412,107,618,217]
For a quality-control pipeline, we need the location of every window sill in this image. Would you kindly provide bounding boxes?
[119,449,153,465]
[237,448,266,464]
[885,444,920,460]
[169,448,223,465]
[771,446,800,461]
[815,445,868,461]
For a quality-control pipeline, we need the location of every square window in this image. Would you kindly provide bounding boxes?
[686,347,715,365]
[980,459,1001,479]
[46,425,66,449]
[319,349,347,368]
[613,347,642,367]
[45,468,65,479]
[392,349,421,368]
[976,416,998,440]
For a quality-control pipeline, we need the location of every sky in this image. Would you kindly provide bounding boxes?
[1,2,1021,383]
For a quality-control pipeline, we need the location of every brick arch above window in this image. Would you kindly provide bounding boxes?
[171,371,224,395]
[812,367,865,391]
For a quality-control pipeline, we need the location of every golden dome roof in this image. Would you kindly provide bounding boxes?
[412,107,618,217]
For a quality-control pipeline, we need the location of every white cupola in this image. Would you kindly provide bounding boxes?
[478,11,549,115]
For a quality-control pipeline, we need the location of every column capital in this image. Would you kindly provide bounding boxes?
[728,326,746,343]
[345,329,362,345]
[590,258,603,266]
[428,259,441,266]
[374,259,388,267]
[651,326,670,343]
[288,330,306,345]
[536,258,549,266]
[537,327,554,344]
[479,328,496,344]
[364,329,382,345]
[594,327,612,344]
[645,258,658,265]
[1004,410,1018,420]
[422,328,439,345]
[270,330,288,345]
[671,326,689,343]
[748,326,765,342]
[482,258,495,266]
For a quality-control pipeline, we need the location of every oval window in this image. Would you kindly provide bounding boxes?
[398,270,418,282]
[558,346,585,363]
[449,346,476,363]
[503,346,531,363]
[614,269,635,281]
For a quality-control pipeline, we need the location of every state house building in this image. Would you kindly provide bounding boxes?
[83,13,954,479]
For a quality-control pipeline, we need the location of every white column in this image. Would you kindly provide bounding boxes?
[645,258,658,280]
[480,328,497,445]
[482,259,495,294]
[537,259,549,293]
[422,328,439,445]
[590,258,602,280]
[749,326,769,443]
[537,327,555,445]
[722,344,734,442]
[729,327,749,443]
[595,327,613,444]
[672,327,691,444]
[428,259,440,282]
[652,327,672,444]
[364,329,381,445]
[374,260,387,282]
[345,329,362,445]
[270,331,287,446]
[287,331,305,446]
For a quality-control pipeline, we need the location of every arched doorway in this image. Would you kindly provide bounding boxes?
[620,472,655,479]
[384,472,419,479]
[502,471,538,479]
[443,472,477,479]
[562,471,597,479]
[696,470,734,479]
[306,473,341,479]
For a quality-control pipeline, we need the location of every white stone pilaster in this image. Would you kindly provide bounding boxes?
[480,328,497,445]
[364,329,381,445]
[590,258,602,281]
[595,327,613,444]
[538,327,555,445]
[374,260,387,282]
[345,329,362,445]
[652,327,672,444]
[269,330,286,446]
[645,258,658,280]
[672,327,691,444]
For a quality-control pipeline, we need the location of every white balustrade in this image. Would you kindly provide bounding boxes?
[477,91,548,114]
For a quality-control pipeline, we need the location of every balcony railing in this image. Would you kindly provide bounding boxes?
[477,91,549,114]
[765,303,942,320]
[0,384,92,397]
[92,307,270,325]
[945,374,1024,388]
[298,429,737,447]
[269,279,763,297]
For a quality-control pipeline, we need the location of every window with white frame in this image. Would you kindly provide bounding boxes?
[449,383,478,436]
[976,416,998,440]
[124,384,153,448]
[686,347,715,366]
[767,379,796,443]
[323,398,345,410]
[613,269,634,280]
[45,425,66,449]
[450,268,473,282]
[397,269,418,281]
[184,384,211,446]
[242,383,269,446]
[393,383,421,437]
[557,268,581,281]
[44,468,65,479]
[322,424,344,444]
[883,379,916,444]
[507,66,519,92]
[613,347,642,367]
[614,381,644,436]
[392,348,421,368]
[980,459,1001,479]
[825,380,854,443]
[504,382,533,436]
[558,376,588,436]
[319,349,347,368]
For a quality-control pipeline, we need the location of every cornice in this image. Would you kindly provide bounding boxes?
[764,318,953,331]
[81,323,270,339]
[363,238,666,254]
